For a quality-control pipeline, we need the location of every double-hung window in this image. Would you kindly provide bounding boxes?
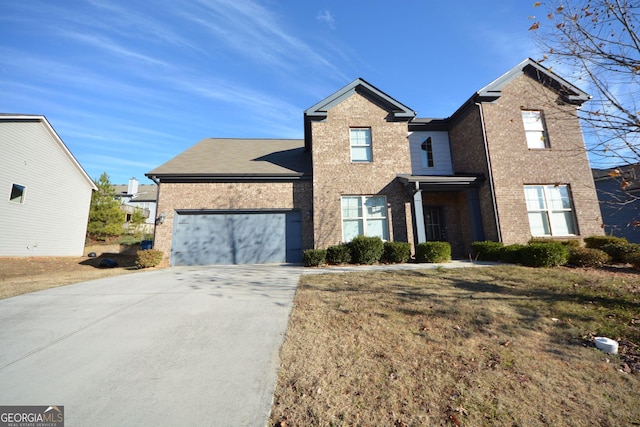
[421,137,434,168]
[9,183,26,204]
[521,110,549,149]
[341,195,389,241]
[524,185,577,236]
[350,128,372,162]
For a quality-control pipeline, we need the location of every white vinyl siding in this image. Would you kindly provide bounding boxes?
[524,185,577,236]
[522,110,549,149]
[408,131,453,175]
[350,128,372,162]
[0,120,95,256]
[341,195,389,241]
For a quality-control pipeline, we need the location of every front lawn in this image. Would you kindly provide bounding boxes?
[270,265,639,426]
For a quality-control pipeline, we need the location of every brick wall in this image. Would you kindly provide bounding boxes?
[153,181,313,259]
[310,92,414,248]
[481,73,603,243]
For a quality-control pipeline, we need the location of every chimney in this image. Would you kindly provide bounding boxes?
[128,177,139,195]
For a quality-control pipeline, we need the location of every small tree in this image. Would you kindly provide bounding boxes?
[87,172,125,240]
[127,207,147,237]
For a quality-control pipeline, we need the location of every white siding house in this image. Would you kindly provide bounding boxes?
[0,115,97,256]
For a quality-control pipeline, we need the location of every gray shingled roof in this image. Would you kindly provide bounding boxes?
[146,138,310,180]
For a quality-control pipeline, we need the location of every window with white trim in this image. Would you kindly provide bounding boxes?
[9,183,26,204]
[350,128,372,162]
[521,110,549,149]
[341,195,389,241]
[524,185,577,236]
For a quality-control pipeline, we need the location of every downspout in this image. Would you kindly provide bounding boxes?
[475,102,502,242]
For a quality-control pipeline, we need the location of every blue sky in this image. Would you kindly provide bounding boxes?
[1,0,550,185]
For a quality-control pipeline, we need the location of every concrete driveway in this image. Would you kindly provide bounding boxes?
[0,264,301,427]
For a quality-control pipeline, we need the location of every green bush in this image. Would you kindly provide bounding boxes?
[529,238,581,248]
[568,246,611,268]
[623,243,640,264]
[499,244,526,264]
[583,235,628,250]
[471,241,504,261]
[416,241,451,263]
[627,251,640,270]
[382,241,411,264]
[302,249,326,267]
[326,244,351,264]
[349,236,384,265]
[135,249,163,268]
[521,242,569,267]
[599,242,632,263]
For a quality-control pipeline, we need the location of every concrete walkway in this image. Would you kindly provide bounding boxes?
[0,265,301,427]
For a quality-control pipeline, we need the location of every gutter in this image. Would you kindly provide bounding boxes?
[475,101,502,242]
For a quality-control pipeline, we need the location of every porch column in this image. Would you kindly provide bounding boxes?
[413,186,426,243]
[466,188,485,242]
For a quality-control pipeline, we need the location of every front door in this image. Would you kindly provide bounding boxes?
[424,207,446,241]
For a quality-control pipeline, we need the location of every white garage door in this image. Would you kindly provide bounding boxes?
[171,210,302,266]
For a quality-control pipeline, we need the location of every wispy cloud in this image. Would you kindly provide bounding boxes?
[179,0,348,81]
[316,10,335,29]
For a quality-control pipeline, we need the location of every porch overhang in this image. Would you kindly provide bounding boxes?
[397,174,485,192]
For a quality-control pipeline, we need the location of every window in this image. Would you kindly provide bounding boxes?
[341,195,389,241]
[350,128,372,162]
[421,137,434,168]
[524,185,577,236]
[9,183,26,204]
[521,110,549,149]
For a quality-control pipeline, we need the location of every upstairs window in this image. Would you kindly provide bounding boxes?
[524,185,577,236]
[350,128,372,162]
[421,137,434,168]
[9,183,26,204]
[521,110,549,149]
[341,195,389,241]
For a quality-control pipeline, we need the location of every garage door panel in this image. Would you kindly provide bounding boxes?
[171,211,299,266]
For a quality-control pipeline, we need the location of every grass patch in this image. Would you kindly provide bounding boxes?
[270,265,640,426]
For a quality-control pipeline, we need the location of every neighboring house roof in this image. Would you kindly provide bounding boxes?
[146,138,311,182]
[593,164,640,193]
[305,77,416,121]
[0,114,97,191]
[476,58,590,105]
[113,184,158,202]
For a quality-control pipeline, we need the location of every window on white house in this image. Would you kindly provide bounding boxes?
[421,137,434,168]
[521,110,549,149]
[341,195,389,241]
[9,183,26,204]
[524,185,577,236]
[350,128,372,162]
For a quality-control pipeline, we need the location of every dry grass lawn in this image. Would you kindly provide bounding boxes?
[270,265,640,427]
[0,245,145,299]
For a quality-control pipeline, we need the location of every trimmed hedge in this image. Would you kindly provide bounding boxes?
[349,235,384,265]
[627,252,640,270]
[568,247,610,268]
[303,249,326,267]
[471,241,504,261]
[416,241,451,263]
[382,241,411,264]
[499,244,526,264]
[326,244,352,264]
[521,242,569,267]
[135,249,163,268]
[584,235,628,250]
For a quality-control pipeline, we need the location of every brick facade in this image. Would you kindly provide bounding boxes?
[481,73,602,243]
[309,92,414,248]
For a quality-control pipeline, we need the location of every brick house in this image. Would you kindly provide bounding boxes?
[147,58,603,265]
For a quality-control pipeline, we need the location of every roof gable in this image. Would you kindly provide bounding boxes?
[1,114,97,191]
[476,58,590,105]
[305,78,416,121]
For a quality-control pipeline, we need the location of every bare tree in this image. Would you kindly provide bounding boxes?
[529,0,639,168]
